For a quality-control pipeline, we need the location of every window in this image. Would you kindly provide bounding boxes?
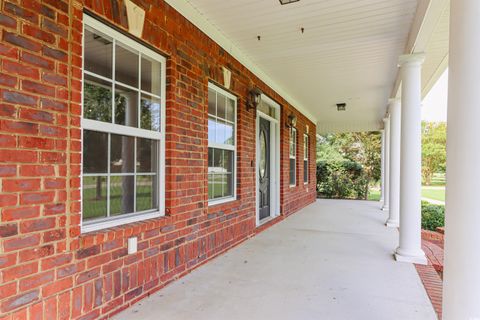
[81,16,166,232]
[207,83,236,204]
[304,134,309,184]
[289,128,297,186]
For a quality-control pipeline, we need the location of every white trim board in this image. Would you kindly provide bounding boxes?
[165,0,317,124]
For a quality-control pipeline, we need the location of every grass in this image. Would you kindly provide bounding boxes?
[368,189,381,201]
[422,186,445,202]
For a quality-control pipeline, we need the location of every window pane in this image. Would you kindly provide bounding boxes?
[137,138,157,173]
[226,98,235,122]
[208,117,216,143]
[216,120,226,144]
[110,134,135,173]
[110,175,135,215]
[290,158,296,185]
[141,56,161,94]
[83,74,112,123]
[82,176,107,221]
[223,150,233,173]
[212,175,223,198]
[140,94,160,131]
[217,94,226,119]
[136,175,157,212]
[224,122,234,145]
[304,160,308,183]
[84,28,112,78]
[212,148,223,173]
[208,148,214,170]
[83,130,108,174]
[115,85,139,127]
[208,89,216,115]
[224,173,233,197]
[115,44,139,87]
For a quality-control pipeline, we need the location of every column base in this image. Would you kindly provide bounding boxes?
[394,250,427,265]
[382,205,389,211]
[385,219,398,228]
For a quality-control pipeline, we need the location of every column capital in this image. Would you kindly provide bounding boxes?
[398,53,425,67]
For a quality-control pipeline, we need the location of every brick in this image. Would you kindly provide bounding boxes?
[41,253,72,270]
[22,80,56,97]
[3,179,40,192]
[19,271,54,290]
[42,46,67,62]
[76,268,100,285]
[3,60,39,79]
[0,165,16,177]
[0,282,17,299]
[42,73,67,87]
[22,25,56,44]
[40,98,67,112]
[20,191,55,205]
[76,245,100,260]
[20,217,56,232]
[42,18,68,37]
[4,2,38,24]
[0,150,37,163]
[3,32,41,52]
[1,91,38,107]
[0,253,17,269]
[0,74,17,88]
[3,234,40,252]
[0,13,16,29]
[0,194,17,206]
[19,136,55,150]
[0,104,16,117]
[21,52,54,70]
[2,206,40,221]
[18,244,54,262]
[19,109,54,123]
[20,165,55,176]
[2,290,39,312]
[0,134,16,148]
[2,262,37,282]
[0,223,18,237]
[41,277,72,296]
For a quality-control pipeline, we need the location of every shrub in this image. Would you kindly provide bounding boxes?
[316,160,368,199]
[421,202,445,231]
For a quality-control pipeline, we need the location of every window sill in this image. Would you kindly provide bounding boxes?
[208,196,237,207]
[81,211,163,234]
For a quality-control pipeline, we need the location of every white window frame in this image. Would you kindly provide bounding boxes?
[81,15,166,233]
[289,127,297,187]
[304,133,309,184]
[207,82,237,206]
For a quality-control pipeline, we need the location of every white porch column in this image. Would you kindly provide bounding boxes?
[443,0,480,318]
[380,129,385,203]
[395,53,427,265]
[382,116,390,211]
[386,99,400,226]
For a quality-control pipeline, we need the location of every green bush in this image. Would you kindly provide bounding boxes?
[316,160,368,199]
[421,202,445,231]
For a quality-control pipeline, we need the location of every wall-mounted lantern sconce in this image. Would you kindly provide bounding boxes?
[286,113,297,128]
[247,87,262,112]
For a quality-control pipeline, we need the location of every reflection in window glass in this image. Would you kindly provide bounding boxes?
[136,175,157,212]
[289,128,297,186]
[207,85,236,202]
[115,44,139,87]
[115,85,138,127]
[82,176,107,221]
[83,130,108,174]
[110,175,135,215]
[110,134,135,173]
[83,74,112,123]
[140,95,161,131]
[84,28,112,78]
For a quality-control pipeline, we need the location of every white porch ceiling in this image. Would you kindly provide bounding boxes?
[170,0,448,133]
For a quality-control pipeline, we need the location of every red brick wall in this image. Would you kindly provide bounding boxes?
[0,1,317,319]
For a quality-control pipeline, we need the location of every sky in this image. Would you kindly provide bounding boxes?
[421,69,448,122]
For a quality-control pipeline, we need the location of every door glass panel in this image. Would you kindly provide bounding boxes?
[259,130,267,178]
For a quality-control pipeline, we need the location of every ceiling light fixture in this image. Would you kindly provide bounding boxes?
[337,103,347,111]
[279,0,300,5]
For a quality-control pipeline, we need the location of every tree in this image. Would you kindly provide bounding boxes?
[316,131,381,200]
[422,122,447,185]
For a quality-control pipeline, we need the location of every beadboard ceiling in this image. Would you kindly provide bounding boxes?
[172,0,448,133]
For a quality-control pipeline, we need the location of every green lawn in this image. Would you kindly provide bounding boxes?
[368,189,381,201]
[422,187,445,202]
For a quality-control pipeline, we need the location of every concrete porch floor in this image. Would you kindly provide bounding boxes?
[115,199,437,320]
